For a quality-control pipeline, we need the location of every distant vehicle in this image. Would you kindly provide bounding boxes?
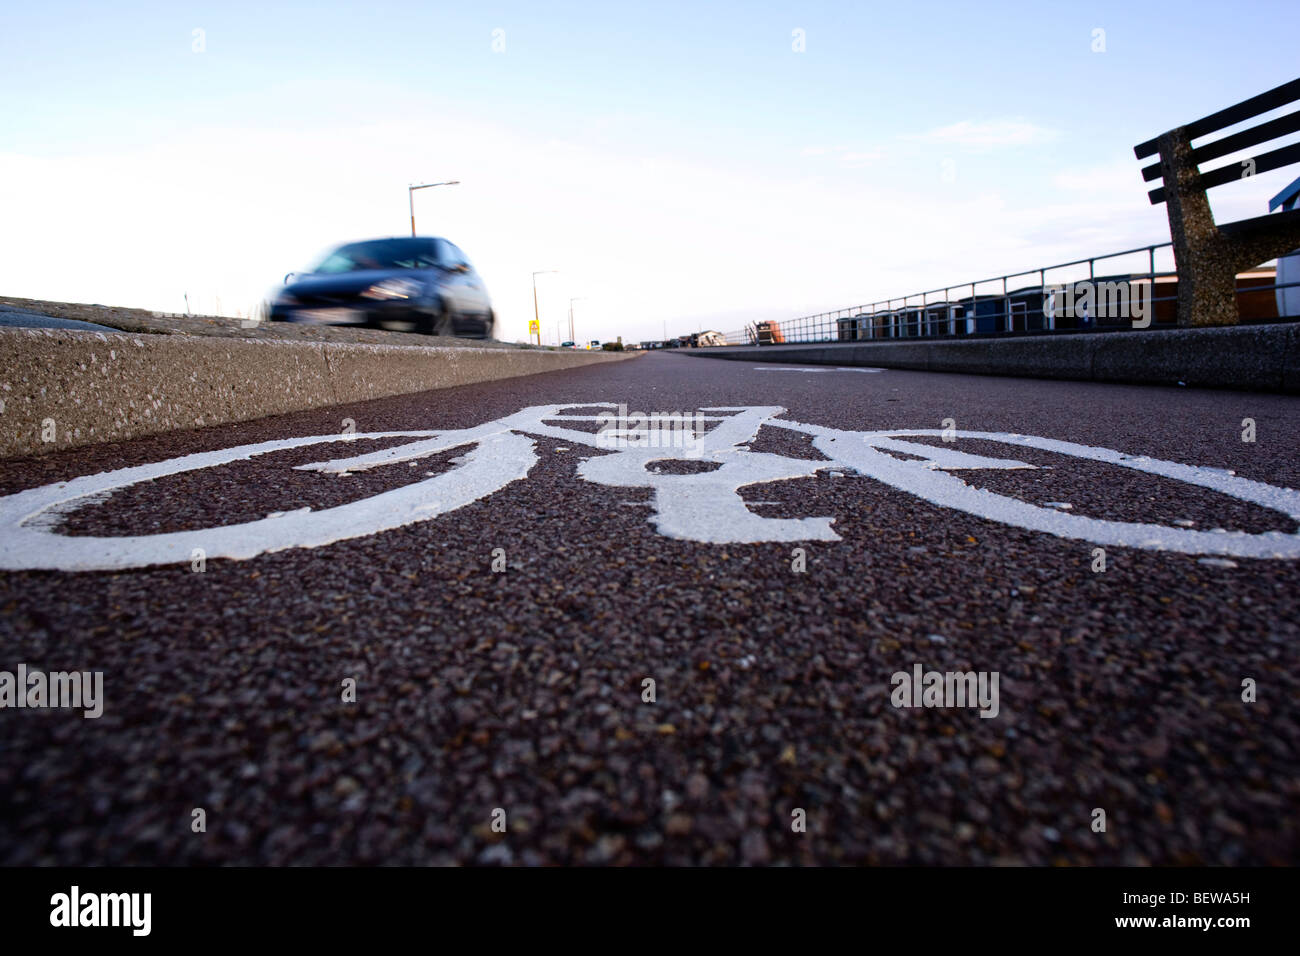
[696,330,727,347]
[589,340,601,350]
[754,320,784,345]
[269,236,496,338]
[560,340,577,349]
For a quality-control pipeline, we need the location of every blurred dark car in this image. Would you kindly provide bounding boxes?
[269,237,496,338]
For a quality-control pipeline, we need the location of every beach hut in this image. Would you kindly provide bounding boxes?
[1271,176,1300,318]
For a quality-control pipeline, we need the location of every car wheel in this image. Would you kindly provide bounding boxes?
[419,302,453,336]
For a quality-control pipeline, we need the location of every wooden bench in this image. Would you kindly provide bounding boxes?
[1135,77,1300,326]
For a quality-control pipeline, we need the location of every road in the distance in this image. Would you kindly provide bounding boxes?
[1,351,1297,865]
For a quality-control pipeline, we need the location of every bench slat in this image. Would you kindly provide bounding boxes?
[1134,76,1300,159]
[1141,108,1300,182]
[1148,141,1300,204]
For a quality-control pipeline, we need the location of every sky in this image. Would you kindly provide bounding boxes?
[1,1,1298,344]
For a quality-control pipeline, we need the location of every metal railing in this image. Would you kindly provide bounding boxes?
[715,242,1295,346]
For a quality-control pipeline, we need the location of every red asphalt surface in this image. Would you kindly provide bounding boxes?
[1,351,1297,865]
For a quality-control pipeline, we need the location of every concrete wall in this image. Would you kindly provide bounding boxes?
[0,329,636,458]
[683,324,1300,393]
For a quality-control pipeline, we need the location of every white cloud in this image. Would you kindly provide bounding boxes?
[838,150,885,168]
[910,119,1058,151]
[801,144,884,168]
[1053,160,1146,194]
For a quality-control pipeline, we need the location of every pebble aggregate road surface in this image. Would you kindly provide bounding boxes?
[0,295,547,348]
[0,305,118,333]
[1,352,1297,865]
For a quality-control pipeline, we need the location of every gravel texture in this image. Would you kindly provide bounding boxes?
[0,305,118,332]
[0,295,556,350]
[0,353,1296,865]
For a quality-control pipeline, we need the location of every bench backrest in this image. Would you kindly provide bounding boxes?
[1135,77,1300,208]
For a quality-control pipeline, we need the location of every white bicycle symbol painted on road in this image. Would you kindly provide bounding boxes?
[1,403,1298,571]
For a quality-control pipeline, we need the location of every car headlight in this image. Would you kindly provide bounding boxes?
[273,291,300,307]
[361,277,422,300]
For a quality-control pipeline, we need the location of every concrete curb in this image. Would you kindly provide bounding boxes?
[0,329,637,458]
[682,324,1300,393]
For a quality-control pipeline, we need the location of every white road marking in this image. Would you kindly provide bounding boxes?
[751,367,884,373]
[0,430,535,571]
[1,405,1297,569]
[786,425,1300,559]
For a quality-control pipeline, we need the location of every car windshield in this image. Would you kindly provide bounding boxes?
[311,239,439,274]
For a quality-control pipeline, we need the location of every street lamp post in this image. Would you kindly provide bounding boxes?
[408,181,460,236]
[532,270,559,346]
[568,297,585,345]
